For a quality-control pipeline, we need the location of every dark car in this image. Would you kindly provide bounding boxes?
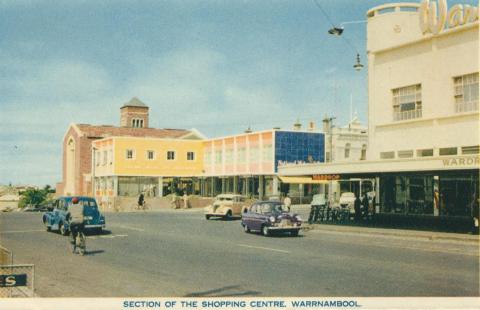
[241,201,303,236]
[42,196,106,235]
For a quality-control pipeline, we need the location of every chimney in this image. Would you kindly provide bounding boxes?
[244,126,252,133]
[308,121,316,131]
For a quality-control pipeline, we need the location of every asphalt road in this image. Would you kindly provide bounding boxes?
[0,210,478,297]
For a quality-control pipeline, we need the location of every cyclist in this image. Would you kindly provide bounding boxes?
[66,197,85,253]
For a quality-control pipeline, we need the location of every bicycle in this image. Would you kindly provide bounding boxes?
[70,225,86,256]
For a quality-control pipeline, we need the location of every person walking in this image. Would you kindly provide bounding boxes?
[137,192,145,210]
[470,192,479,235]
[283,194,292,212]
[362,193,369,220]
[354,194,362,222]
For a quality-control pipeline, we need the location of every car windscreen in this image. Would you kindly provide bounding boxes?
[68,199,98,209]
[260,203,285,214]
[218,197,233,201]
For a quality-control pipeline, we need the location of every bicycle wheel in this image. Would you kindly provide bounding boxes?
[78,233,86,256]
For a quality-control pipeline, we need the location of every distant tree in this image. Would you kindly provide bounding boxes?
[18,188,48,209]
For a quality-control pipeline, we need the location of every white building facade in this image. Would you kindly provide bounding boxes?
[279,1,479,225]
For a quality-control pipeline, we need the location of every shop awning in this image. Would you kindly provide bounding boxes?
[278,176,329,184]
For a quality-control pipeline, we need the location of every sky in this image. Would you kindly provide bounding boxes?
[0,0,475,186]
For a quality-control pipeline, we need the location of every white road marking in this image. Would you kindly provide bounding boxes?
[110,225,145,232]
[87,234,128,240]
[237,243,290,254]
[0,229,45,234]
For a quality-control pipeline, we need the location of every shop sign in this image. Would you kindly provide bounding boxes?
[419,0,479,35]
[312,174,340,181]
[442,156,479,167]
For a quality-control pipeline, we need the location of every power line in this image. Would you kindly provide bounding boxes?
[312,0,336,28]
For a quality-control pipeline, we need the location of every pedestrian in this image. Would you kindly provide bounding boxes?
[362,193,369,220]
[470,192,479,235]
[137,192,145,210]
[171,192,178,209]
[283,194,292,212]
[183,193,189,209]
[354,194,361,222]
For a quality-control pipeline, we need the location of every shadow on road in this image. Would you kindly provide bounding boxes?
[85,229,112,236]
[84,250,105,256]
[184,285,261,297]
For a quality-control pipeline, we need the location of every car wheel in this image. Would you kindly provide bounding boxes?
[43,218,51,232]
[243,224,250,233]
[225,211,232,221]
[291,230,299,237]
[262,225,270,236]
[205,215,210,220]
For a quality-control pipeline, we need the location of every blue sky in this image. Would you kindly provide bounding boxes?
[0,0,474,186]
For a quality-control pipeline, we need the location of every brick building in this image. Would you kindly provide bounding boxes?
[56,97,204,196]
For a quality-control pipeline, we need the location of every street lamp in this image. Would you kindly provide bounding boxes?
[327,20,366,71]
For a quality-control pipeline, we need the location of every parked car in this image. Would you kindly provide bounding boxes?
[339,192,356,214]
[204,194,248,220]
[42,196,106,235]
[241,201,302,236]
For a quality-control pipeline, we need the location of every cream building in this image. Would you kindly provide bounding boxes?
[279,1,479,226]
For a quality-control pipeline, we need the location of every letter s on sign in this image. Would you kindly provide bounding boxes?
[5,276,16,286]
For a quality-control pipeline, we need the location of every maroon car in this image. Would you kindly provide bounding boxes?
[241,201,303,236]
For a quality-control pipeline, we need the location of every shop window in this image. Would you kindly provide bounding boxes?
[187,151,195,161]
[126,149,135,160]
[439,147,457,156]
[461,145,480,155]
[380,151,395,159]
[398,150,413,158]
[392,84,422,121]
[454,72,479,113]
[344,143,351,159]
[147,150,155,160]
[167,151,175,160]
[417,149,433,157]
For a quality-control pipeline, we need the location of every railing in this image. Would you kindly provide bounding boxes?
[455,100,479,113]
[393,109,422,121]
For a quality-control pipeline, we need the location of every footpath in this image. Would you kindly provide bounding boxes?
[290,204,479,243]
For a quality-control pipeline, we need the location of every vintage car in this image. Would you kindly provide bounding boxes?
[241,201,302,236]
[204,194,248,220]
[339,192,356,214]
[42,196,106,235]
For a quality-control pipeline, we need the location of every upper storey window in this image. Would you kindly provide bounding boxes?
[392,84,422,121]
[131,118,144,128]
[454,73,479,113]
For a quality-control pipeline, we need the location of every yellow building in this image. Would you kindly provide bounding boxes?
[92,136,204,201]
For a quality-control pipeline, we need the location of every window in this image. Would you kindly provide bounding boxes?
[103,150,108,165]
[344,143,351,159]
[187,151,195,161]
[147,150,155,160]
[380,151,395,159]
[461,145,480,155]
[417,149,433,157]
[392,84,422,121]
[398,150,413,158]
[167,151,175,160]
[96,151,101,166]
[204,151,211,163]
[126,149,135,159]
[215,150,222,164]
[439,147,457,156]
[262,144,273,162]
[225,149,233,163]
[360,144,367,160]
[131,118,145,128]
[237,147,246,163]
[454,73,479,113]
[109,150,113,165]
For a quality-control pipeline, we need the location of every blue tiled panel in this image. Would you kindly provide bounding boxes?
[274,131,325,172]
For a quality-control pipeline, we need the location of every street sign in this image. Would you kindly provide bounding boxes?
[0,274,27,287]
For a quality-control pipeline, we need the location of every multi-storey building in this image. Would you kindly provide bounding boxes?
[279,1,479,223]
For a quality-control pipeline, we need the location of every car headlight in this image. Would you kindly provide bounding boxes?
[269,216,276,223]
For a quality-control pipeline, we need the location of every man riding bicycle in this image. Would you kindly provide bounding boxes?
[66,197,85,253]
